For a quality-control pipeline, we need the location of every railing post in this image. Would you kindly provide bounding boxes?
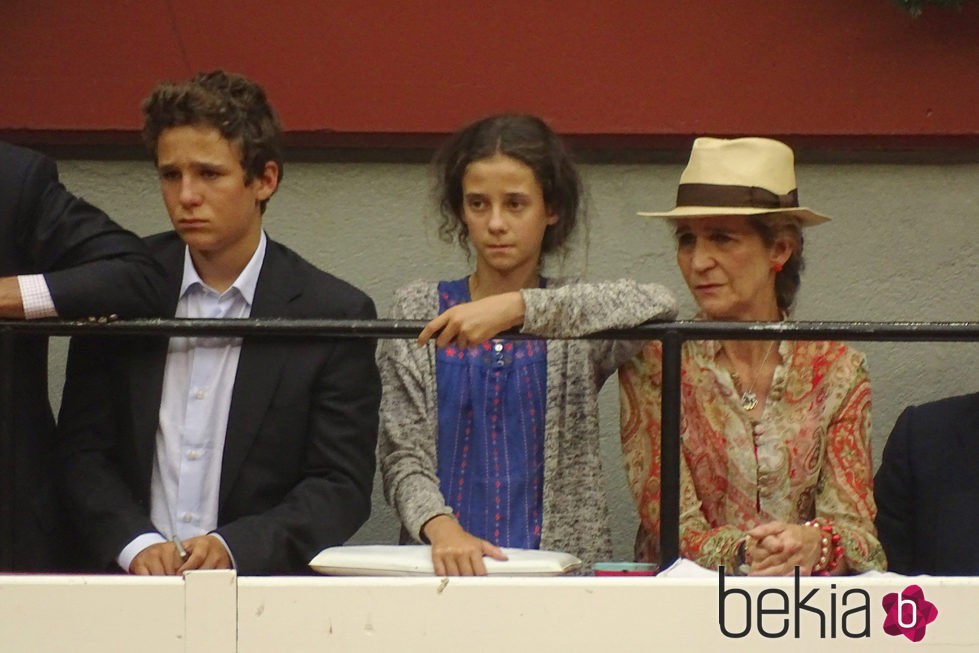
[659,330,681,567]
[0,333,14,570]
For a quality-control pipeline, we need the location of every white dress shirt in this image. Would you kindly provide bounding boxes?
[117,233,267,572]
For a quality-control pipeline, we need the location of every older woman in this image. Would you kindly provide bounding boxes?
[620,137,885,576]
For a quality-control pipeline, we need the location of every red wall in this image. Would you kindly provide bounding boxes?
[1,1,977,146]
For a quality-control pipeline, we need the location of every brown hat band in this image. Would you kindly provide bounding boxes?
[676,183,800,209]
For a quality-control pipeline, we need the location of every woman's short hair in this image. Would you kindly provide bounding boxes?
[434,113,582,257]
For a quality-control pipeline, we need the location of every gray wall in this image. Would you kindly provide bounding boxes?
[52,157,978,560]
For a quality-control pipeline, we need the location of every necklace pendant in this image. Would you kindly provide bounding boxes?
[740,390,758,411]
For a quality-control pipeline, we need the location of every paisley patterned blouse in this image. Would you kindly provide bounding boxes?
[619,338,886,573]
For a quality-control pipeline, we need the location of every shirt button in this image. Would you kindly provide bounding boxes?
[187,450,200,461]
[182,512,193,523]
[494,343,504,352]
[195,389,206,399]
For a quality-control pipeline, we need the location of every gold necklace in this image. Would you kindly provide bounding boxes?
[726,341,777,411]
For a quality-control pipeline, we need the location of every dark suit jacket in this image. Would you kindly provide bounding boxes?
[875,392,979,575]
[0,142,164,571]
[58,231,381,574]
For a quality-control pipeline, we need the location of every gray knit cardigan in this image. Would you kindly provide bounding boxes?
[377,278,677,568]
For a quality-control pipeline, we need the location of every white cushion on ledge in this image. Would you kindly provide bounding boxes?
[309,545,582,577]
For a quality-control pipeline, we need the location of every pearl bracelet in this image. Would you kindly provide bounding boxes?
[804,519,843,576]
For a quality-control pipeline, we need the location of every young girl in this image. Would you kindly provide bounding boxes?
[377,114,676,575]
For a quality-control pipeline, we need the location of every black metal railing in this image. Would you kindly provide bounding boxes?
[2,318,977,571]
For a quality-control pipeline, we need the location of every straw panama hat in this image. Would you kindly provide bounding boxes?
[638,136,830,226]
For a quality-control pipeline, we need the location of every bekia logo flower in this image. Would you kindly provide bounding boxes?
[882,585,938,642]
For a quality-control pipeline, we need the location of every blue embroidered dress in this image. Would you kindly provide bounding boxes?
[435,277,547,548]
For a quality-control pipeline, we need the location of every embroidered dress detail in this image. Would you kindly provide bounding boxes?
[435,277,547,548]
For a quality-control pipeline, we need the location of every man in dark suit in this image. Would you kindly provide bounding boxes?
[58,70,380,575]
[0,141,165,571]
[875,392,979,575]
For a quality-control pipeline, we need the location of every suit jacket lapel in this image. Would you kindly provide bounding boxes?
[131,237,185,485]
[128,340,168,485]
[219,241,301,504]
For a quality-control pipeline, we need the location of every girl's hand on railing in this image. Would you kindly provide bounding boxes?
[417,293,525,349]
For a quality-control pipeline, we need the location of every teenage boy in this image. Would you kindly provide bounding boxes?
[58,71,380,575]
